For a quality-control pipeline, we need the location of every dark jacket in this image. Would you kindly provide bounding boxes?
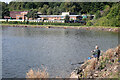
[93,49,101,58]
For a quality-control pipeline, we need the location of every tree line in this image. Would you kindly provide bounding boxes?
[2,2,115,15]
[0,2,119,27]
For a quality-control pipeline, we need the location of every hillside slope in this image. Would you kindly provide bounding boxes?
[70,45,120,78]
[90,3,120,27]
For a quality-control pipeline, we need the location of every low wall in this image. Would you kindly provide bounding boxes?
[44,20,65,23]
[0,19,64,23]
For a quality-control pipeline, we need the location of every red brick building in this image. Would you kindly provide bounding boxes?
[16,14,25,20]
[10,11,22,19]
[16,11,28,20]
[4,11,28,20]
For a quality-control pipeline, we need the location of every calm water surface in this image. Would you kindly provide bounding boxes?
[2,27,118,78]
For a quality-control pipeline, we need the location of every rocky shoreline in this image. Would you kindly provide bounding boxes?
[70,45,120,78]
[1,24,119,32]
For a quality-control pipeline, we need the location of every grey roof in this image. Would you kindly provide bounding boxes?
[38,15,81,17]
[44,20,64,21]
[69,15,80,17]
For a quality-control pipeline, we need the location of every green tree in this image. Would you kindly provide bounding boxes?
[65,15,70,23]
[95,10,101,19]
[1,2,10,18]
[25,2,36,9]
[52,6,61,15]
[26,9,38,20]
[101,5,110,16]
[47,7,52,15]
[40,5,49,14]
[93,3,120,27]
[7,2,114,15]
[107,3,120,19]
[19,17,22,20]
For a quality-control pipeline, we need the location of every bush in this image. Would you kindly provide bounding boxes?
[93,17,119,27]
[26,67,49,78]
[86,21,93,26]
[99,61,106,70]
[43,22,83,26]
[12,21,18,24]
[19,17,22,20]
[65,15,70,23]
[95,10,101,19]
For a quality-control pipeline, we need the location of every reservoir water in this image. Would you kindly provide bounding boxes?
[2,26,118,78]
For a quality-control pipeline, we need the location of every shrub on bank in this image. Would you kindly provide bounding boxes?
[86,20,93,26]
[93,17,120,27]
[26,66,49,78]
[43,22,83,26]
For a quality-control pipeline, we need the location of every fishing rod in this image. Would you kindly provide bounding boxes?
[70,55,92,65]
[70,31,99,65]
[70,34,95,65]
[70,61,84,65]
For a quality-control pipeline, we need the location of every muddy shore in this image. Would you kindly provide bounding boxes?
[1,24,119,32]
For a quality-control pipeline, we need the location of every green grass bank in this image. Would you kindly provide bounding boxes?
[1,22,119,32]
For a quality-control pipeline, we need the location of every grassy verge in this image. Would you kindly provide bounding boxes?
[1,21,119,28]
[1,23,119,29]
[0,21,84,26]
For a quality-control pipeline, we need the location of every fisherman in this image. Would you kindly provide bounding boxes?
[91,45,101,61]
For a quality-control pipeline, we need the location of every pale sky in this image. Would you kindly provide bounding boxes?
[0,0,118,3]
[0,0,12,3]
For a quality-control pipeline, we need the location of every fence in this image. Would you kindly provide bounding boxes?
[0,19,65,23]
